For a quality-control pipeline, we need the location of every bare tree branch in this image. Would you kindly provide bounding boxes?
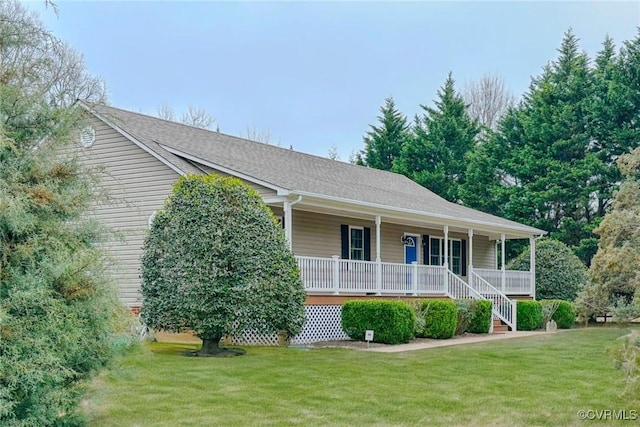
[463,73,515,131]
[181,105,215,129]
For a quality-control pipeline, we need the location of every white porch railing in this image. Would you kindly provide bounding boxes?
[469,270,516,330]
[473,268,533,295]
[296,256,525,331]
[296,256,448,295]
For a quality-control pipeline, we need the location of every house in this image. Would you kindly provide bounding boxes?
[74,101,545,343]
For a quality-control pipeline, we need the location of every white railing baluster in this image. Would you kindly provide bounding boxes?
[332,255,340,295]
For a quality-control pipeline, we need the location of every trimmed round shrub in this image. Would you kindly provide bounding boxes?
[508,238,587,301]
[517,300,544,331]
[421,300,458,339]
[341,300,415,344]
[468,300,492,334]
[541,300,576,329]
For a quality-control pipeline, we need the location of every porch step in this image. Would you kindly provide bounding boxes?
[492,319,509,334]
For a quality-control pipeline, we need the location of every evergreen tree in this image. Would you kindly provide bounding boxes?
[394,72,479,202]
[355,97,409,171]
[462,31,603,264]
[0,2,120,424]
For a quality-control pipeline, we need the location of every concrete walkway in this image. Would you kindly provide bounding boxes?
[360,330,557,353]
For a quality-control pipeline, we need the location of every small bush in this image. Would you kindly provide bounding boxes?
[421,300,458,339]
[407,299,427,337]
[341,300,415,344]
[517,300,543,331]
[468,300,492,334]
[610,298,640,324]
[609,330,640,396]
[455,300,472,335]
[541,300,576,329]
[454,299,492,334]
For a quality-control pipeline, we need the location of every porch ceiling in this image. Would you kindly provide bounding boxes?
[273,194,541,241]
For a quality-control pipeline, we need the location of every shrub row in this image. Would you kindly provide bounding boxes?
[342,298,493,344]
[517,300,576,330]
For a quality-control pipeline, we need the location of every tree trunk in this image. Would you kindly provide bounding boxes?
[198,335,223,356]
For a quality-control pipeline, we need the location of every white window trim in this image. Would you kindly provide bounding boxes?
[349,226,364,261]
[429,236,463,274]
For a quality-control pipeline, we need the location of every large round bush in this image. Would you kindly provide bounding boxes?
[141,174,306,355]
[508,238,587,301]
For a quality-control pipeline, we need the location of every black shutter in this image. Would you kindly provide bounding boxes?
[461,239,467,276]
[364,227,371,261]
[341,224,349,259]
[422,235,430,265]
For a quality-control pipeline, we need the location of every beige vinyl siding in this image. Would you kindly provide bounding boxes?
[290,210,496,270]
[472,235,496,269]
[76,117,180,306]
[194,164,278,198]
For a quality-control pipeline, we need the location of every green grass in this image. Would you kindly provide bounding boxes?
[85,327,638,426]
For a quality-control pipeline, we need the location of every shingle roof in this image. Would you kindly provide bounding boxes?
[86,103,544,235]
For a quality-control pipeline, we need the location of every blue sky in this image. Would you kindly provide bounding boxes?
[27,1,640,160]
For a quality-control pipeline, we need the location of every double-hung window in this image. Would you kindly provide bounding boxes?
[349,226,364,261]
[429,237,463,275]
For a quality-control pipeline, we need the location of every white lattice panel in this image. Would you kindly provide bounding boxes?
[229,305,348,346]
[291,305,349,344]
[231,330,279,346]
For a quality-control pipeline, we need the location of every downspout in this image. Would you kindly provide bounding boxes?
[284,195,302,251]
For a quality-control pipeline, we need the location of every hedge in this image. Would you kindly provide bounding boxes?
[541,299,576,329]
[517,300,543,331]
[421,300,458,339]
[341,300,415,344]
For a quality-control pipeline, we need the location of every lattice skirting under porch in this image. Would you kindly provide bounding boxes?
[230,305,349,346]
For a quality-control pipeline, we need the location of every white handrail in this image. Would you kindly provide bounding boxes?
[471,271,516,331]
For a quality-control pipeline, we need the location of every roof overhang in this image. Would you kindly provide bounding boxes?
[288,192,546,240]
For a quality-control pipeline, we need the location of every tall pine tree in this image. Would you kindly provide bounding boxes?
[394,72,479,202]
[461,30,640,265]
[355,97,409,171]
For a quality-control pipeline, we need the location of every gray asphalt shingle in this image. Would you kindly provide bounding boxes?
[88,103,543,235]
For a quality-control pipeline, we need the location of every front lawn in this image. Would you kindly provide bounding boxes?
[85,327,638,426]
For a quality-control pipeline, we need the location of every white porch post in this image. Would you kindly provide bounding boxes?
[468,229,474,286]
[283,201,292,250]
[443,225,449,291]
[501,233,506,293]
[375,215,382,295]
[530,236,536,299]
[444,225,449,269]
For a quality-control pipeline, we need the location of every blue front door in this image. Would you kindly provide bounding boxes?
[404,235,418,264]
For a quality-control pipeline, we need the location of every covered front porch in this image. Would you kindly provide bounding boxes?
[268,193,543,331]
